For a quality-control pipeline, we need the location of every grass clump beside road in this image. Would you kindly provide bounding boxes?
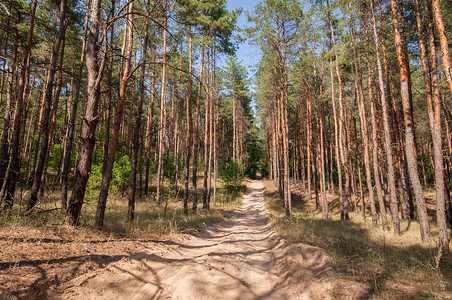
[263,179,451,299]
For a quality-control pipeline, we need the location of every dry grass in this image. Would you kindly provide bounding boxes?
[0,178,243,240]
[264,179,452,299]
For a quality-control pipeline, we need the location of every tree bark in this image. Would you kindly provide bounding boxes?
[192,44,204,212]
[424,0,449,250]
[327,0,349,220]
[3,0,37,208]
[61,1,89,210]
[144,50,156,196]
[372,0,400,234]
[389,0,429,239]
[67,0,105,225]
[431,0,452,92]
[39,34,66,197]
[183,32,193,215]
[28,0,67,211]
[314,35,328,219]
[95,0,134,228]
[202,47,211,209]
[128,0,150,222]
[0,15,18,190]
[356,12,377,225]
[156,8,168,207]
[306,79,312,205]
[329,59,344,219]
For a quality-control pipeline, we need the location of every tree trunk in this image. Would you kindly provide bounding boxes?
[95,0,134,228]
[3,0,37,208]
[39,35,66,197]
[357,13,377,225]
[28,0,67,211]
[0,17,18,190]
[67,0,105,225]
[202,47,211,209]
[371,0,400,234]
[327,0,349,220]
[183,32,193,215]
[431,0,452,92]
[330,59,343,219]
[389,0,429,240]
[424,0,449,250]
[144,50,156,196]
[213,73,218,206]
[315,36,328,219]
[156,8,167,207]
[207,44,214,207]
[61,1,89,211]
[192,44,205,212]
[280,25,291,216]
[103,0,115,178]
[128,0,150,222]
[368,64,387,230]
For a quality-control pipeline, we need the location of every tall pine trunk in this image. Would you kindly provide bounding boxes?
[67,0,104,225]
[371,0,400,234]
[431,0,452,92]
[0,18,18,191]
[3,0,37,208]
[202,47,211,209]
[183,32,193,215]
[95,0,134,228]
[156,8,167,206]
[424,0,449,251]
[61,1,89,210]
[128,0,150,222]
[192,44,204,212]
[330,59,343,219]
[28,0,67,211]
[389,0,429,240]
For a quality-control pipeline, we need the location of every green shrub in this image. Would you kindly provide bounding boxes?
[163,153,176,179]
[86,155,131,196]
[49,143,63,170]
[219,160,243,191]
[112,155,131,192]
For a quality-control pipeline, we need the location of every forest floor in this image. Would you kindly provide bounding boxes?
[264,180,452,299]
[1,180,370,299]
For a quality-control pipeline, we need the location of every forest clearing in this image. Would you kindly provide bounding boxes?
[0,0,452,298]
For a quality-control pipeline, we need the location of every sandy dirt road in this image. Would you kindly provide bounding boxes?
[52,180,369,299]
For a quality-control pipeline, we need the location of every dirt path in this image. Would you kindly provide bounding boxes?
[51,180,369,299]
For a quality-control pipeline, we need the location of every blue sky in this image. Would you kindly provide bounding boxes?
[221,0,262,73]
[220,0,262,107]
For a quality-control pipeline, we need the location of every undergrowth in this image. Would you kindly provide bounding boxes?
[0,180,243,240]
[263,179,451,299]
